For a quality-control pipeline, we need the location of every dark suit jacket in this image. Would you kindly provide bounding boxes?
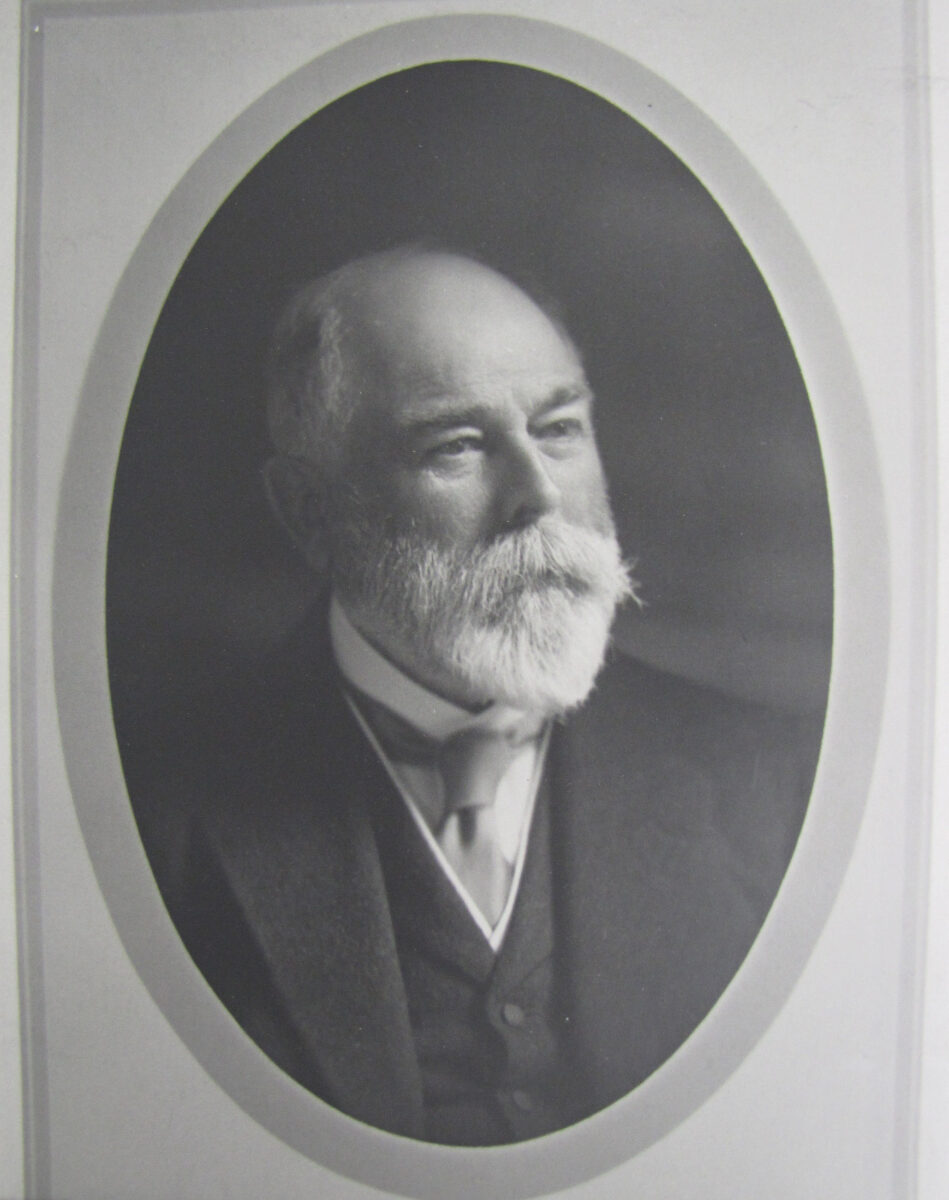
[130,614,822,1141]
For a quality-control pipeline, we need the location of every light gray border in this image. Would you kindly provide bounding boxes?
[892,5,939,1197]
[14,9,52,1198]
[16,10,889,1199]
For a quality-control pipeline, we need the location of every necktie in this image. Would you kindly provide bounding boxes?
[436,728,527,926]
[348,689,543,925]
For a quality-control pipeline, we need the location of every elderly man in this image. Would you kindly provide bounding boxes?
[140,246,821,1145]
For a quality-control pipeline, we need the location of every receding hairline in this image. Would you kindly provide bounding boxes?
[265,244,581,467]
[367,246,568,323]
[278,244,576,355]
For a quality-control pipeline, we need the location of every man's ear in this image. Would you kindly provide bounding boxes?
[262,455,329,569]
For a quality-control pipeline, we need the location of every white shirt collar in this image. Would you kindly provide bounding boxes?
[329,596,533,741]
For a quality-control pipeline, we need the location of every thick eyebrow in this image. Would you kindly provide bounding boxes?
[396,405,493,438]
[530,385,595,421]
[396,385,594,438]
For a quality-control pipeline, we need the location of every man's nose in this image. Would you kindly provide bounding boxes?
[496,439,561,530]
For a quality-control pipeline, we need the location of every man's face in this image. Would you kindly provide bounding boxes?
[326,254,631,712]
[341,255,614,550]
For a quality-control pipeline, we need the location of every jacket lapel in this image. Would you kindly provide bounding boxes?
[199,652,425,1137]
[548,655,765,1109]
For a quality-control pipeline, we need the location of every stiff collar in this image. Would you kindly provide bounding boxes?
[329,597,536,742]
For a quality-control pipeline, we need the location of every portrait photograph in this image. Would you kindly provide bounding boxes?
[106,55,831,1149]
[6,4,940,1199]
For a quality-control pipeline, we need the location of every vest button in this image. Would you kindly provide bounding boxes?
[502,1002,525,1027]
[510,1089,534,1112]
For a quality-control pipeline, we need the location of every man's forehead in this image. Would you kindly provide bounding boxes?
[349,254,583,399]
[354,251,533,312]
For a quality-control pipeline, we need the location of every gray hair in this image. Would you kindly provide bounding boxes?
[265,244,434,474]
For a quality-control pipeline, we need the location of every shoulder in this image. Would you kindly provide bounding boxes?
[129,604,347,843]
[556,646,825,901]
[573,646,824,779]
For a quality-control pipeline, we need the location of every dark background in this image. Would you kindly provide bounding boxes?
[107,61,832,769]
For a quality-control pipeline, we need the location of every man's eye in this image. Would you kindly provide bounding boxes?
[428,435,481,459]
[537,418,585,439]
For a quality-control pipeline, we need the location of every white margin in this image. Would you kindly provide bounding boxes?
[1,0,23,1194]
[919,1,949,1198]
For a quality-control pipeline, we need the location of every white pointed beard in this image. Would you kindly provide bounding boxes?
[335,516,635,715]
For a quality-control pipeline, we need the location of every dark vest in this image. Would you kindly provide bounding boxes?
[368,773,594,1144]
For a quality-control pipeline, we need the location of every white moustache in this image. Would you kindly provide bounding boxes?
[478,521,618,588]
[451,520,635,615]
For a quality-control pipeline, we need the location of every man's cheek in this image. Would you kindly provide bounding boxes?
[394,484,488,546]
[570,477,614,534]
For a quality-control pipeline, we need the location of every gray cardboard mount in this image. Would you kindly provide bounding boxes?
[6,2,944,1198]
